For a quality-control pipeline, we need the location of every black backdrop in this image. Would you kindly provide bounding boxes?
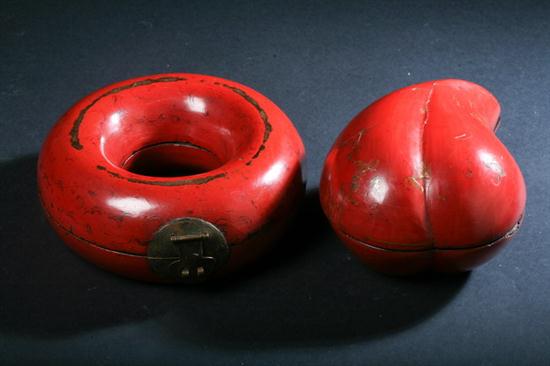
[1,1,549,365]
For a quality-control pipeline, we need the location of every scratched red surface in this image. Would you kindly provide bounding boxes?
[37,73,306,282]
[320,79,526,274]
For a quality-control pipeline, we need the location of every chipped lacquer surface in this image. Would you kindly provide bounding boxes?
[320,79,526,274]
[38,73,305,282]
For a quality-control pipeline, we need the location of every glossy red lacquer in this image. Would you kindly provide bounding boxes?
[320,79,526,274]
[38,73,305,282]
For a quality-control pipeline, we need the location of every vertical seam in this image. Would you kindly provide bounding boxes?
[421,82,437,248]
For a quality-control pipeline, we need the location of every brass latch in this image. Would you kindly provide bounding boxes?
[148,217,229,283]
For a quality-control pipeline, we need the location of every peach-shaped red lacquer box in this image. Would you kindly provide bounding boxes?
[320,79,526,274]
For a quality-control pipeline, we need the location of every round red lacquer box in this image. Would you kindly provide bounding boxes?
[38,73,305,283]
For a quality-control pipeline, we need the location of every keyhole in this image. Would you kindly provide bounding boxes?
[170,233,212,278]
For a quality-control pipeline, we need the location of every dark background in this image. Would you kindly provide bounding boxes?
[1,0,549,365]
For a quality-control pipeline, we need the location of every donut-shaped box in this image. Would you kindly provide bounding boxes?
[320,79,525,274]
[38,73,305,282]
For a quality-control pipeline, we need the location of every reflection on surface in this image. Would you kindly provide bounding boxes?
[184,95,207,114]
[108,111,122,132]
[99,136,107,157]
[478,150,505,182]
[368,175,389,204]
[261,161,286,186]
[106,197,156,216]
